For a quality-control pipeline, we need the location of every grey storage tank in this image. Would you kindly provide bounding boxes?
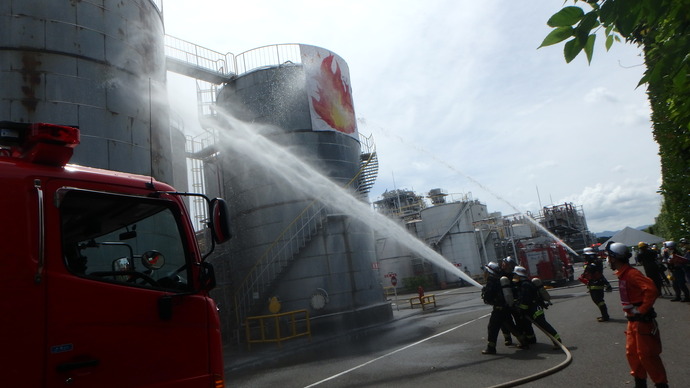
[0,0,181,185]
[206,44,391,336]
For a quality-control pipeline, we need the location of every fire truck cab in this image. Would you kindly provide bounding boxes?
[516,237,575,285]
[0,122,229,387]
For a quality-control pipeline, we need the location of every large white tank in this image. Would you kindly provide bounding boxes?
[0,0,179,185]
[207,44,391,336]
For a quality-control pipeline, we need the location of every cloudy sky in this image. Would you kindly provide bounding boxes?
[163,1,661,234]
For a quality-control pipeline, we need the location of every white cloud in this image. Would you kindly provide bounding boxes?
[561,181,661,231]
[584,87,618,103]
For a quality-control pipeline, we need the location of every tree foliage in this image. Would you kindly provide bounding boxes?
[541,0,690,240]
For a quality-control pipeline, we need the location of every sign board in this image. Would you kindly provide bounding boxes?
[391,276,398,286]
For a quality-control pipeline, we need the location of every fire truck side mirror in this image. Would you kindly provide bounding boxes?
[200,262,217,291]
[209,198,231,244]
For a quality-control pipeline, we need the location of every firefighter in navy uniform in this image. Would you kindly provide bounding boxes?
[480,262,528,354]
[514,266,562,349]
[606,242,668,388]
[637,242,664,296]
[580,248,610,322]
[497,256,528,345]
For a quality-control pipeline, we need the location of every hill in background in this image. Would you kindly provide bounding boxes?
[594,225,652,238]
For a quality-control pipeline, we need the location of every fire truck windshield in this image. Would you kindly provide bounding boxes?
[59,189,190,291]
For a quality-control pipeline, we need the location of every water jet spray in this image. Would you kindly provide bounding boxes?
[213,109,482,288]
[364,121,580,258]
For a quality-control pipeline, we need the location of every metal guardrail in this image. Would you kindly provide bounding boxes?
[234,44,302,75]
[164,35,234,76]
[164,39,304,80]
[245,309,311,350]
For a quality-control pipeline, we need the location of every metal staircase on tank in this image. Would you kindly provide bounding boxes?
[185,129,221,231]
[234,134,381,325]
[356,133,379,198]
[234,201,328,325]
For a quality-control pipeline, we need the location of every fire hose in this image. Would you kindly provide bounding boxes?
[486,315,572,388]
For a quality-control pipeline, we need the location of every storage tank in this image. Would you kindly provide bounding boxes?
[417,197,495,283]
[0,0,180,185]
[207,44,391,336]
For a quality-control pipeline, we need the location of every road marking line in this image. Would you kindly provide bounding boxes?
[304,312,491,387]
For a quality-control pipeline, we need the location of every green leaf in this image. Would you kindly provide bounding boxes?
[605,24,613,36]
[579,11,600,34]
[605,34,614,51]
[584,34,596,64]
[672,64,688,89]
[575,12,599,44]
[564,37,585,63]
[547,6,585,27]
[539,26,574,48]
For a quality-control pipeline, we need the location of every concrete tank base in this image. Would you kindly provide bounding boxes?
[309,302,393,335]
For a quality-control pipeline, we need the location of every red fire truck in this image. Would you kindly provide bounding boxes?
[516,237,575,285]
[0,122,230,387]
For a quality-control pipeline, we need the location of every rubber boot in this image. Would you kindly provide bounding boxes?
[634,377,647,388]
[516,335,529,349]
[655,383,669,388]
[503,335,513,346]
[597,304,610,322]
[482,343,496,355]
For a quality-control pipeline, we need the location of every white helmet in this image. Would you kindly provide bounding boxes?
[606,242,631,260]
[484,261,500,276]
[502,256,516,269]
[514,266,528,278]
[664,241,676,249]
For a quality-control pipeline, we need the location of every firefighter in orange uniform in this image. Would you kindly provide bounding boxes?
[606,242,669,388]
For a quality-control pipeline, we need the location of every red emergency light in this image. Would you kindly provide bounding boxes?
[0,122,80,166]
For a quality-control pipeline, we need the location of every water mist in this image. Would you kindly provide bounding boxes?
[213,110,482,288]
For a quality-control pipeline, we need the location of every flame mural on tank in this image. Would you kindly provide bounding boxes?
[302,45,358,139]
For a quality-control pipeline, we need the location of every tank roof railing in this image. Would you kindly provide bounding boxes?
[234,44,302,75]
[164,35,235,82]
[164,39,309,83]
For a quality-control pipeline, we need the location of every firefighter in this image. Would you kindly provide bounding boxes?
[580,248,610,321]
[606,242,669,388]
[480,262,528,354]
[498,256,528,345]
[591,246,614,292]
[637,242,664,296]
[663,241,690,302]
[514,265,562,349]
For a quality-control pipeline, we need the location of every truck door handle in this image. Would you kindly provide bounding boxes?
[57,358,100,372]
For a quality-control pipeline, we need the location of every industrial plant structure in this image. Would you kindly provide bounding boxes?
[374,189,498,288]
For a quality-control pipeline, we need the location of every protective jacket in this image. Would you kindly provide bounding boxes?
[638,248,660,277]
[616,263,657,316]
[582,259,608,289]
[615,263,668,385]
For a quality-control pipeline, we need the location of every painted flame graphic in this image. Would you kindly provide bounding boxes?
[310,55,356,134]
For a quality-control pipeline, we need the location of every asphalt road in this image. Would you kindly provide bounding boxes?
[223,267,690,387]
